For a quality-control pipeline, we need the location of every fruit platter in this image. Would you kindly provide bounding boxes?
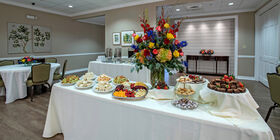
[96,74,112,83]
[188,75,205,84]
[93,82,114,93]
[75,78,94,89]
[61,75,79,86]
[112,82,148,100]
[81,72,96,80]
[113,75,129,85]
[207,75,246,93]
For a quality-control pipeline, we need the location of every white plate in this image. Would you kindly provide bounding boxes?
[61,82,76,86]
[92,84,115,93]
[95,77,112,83]
[75,83,95,89]
[80,75,97,80]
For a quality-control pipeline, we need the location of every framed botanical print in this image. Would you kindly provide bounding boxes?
[112,32,120,45]
[121,30,134,46]
[32,25,51,52]
[135,31,144,37]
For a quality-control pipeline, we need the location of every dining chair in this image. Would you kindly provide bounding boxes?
[0,60,14,66]
[53,59,67,81]
[276,65,280,74]
[27,64,51,102]
[45,57,57,63]
[265,73,280,122]
[0,78,4,87]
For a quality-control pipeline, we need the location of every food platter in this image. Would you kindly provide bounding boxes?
[95,74,112,83]
[75,79,95,89]
[112,82,149,100]
[93,82,115,93]
[80,72,97,80]
[61,75,79,86]
[113,75,129,85]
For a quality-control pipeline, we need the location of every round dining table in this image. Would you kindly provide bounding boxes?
[0,63,60,104]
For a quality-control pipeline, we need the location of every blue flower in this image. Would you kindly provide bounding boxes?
[131,44,137,49]
[180,41,188,47]
[183,61,188,68]
[147,30,153,37]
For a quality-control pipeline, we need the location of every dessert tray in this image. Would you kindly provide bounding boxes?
[113,75,129,85]
[207,75,246,94]
[112,82,148,100]
[75,79,95,89]
[61,75,79,86]
[93,82,115,93]
[172,98,198,110]
[96,74,112,83]
[188,75,206,84]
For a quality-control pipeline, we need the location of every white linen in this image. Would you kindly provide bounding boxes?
[43,84,274,140]
[147,86,175,100]
[187,80,209,102]
[199,87,260,119]
[88,61,151,83]
[0,63,60,104]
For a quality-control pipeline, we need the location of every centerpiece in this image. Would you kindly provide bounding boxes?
[19,56,35,66]
[130,11,188,88]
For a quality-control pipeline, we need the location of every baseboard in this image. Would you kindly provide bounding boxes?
[65,68,88,75]
[236,76,255,81]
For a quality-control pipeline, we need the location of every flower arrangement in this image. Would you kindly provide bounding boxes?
[130,10,188,87]
[200,49,214,55]
[19,56,36,65]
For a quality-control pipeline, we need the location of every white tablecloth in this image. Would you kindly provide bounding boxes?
[88,61,151,83]
[199,87,260,119]
[43,84,274,140]
[0,63,60,104]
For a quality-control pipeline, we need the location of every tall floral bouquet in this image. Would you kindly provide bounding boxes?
[131,11,188,87]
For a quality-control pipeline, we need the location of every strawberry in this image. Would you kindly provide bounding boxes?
[229,76,233,81]
[157,86,160,89]
[164,86,168,90]
[225,79,230,82]
[226,85,231,89]
[224,75,229,79]
[239,82,244,88]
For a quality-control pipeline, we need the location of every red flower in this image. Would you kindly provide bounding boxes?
[164,39,170,45]
[156,26,162,32]
[146,24,150,28]
[144,49,150,57]
[153,49,158,55]
[142,35,148,40]
[141,24,144,28]
[175,40,180,45]
[132,33,136,37]
[180,52,184,56]
[136,37,143,43]
[178,49,182,53]
[27,59,31,62]
[174,34,176,38]
[172,25,175,28]
[169,29,174,34]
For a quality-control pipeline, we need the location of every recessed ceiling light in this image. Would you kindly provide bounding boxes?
[228,2,234,6]
[68,5,73,8]
[176,8,180,12]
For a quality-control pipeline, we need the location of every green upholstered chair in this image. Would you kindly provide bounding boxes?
[265,73,280,122]
[53,60,67,81]
[45,57,57,63]
[276,65,280,74]
[27,64,51,101]
[0,60,14,66]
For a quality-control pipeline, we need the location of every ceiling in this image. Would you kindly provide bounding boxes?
[78,15,105,25]
[163,0,269,18]
[0,0,164,17]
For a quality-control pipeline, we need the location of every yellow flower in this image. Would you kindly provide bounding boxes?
[22,59,26,62]
[135,52,140,58]
[156,48,172,63]
[166,33,174,40]
[173,50,179,58]
[164,23,170,29]
[149,42,154,48]
[134,35,139,40]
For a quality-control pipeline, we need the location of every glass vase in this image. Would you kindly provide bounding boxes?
[150,67,165,88]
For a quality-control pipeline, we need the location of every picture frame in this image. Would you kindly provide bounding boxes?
[135,31,144,37]
[32,25,52,53]
[112,32,120,45]
[121,30,134,46]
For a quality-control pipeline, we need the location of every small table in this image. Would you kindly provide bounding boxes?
[186,55,229,76]
[0,63,60,104]
[88,61,151,83]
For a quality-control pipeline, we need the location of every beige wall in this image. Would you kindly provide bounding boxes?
[171,12,255,77]
[0,3,105,70]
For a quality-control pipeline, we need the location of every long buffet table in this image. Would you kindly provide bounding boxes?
[43,83,274,140]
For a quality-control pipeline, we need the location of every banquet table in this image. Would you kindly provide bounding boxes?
[88,61,151,83]
[43,84,274,140]
[0,63,60,104]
